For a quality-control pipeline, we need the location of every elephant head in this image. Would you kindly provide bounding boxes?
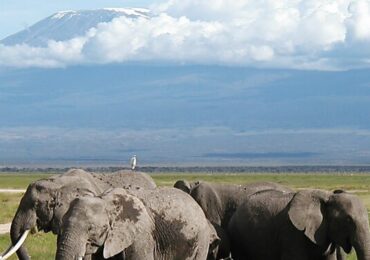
[56,188,151,260]
[189,182,224,226]
[8,169,102,260]
[174,181,225,226]
[288,189,370,260]
[173,180,200,194]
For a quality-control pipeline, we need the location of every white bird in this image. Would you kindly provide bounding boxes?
[130,155,137,171]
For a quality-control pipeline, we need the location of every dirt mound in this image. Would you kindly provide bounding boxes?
[0,189,26,193]
[0,223,11,234]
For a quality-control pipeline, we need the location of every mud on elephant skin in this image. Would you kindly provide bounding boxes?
[174,180,292,259]
[56,187,218,260]
[5,169,156,260]
[228,189,370,260]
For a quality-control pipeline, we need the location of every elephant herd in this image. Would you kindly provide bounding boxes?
[0,169,369,260]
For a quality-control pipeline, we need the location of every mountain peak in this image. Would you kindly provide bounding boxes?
[51,10,77,19]
[1,8,151,47]
[103,8,150,16]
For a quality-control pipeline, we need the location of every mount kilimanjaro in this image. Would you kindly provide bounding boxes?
[1,8,150,47]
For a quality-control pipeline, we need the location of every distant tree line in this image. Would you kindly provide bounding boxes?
[1,165,370,174]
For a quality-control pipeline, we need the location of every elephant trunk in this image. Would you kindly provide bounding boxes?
[56,228,87,260]
[10,208,36,260]
[353,224,370,260]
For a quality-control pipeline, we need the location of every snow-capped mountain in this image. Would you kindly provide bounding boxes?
[1,8,150,47]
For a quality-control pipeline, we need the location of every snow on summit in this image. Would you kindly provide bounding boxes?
[51,10,78,19]
[103,8,150,17]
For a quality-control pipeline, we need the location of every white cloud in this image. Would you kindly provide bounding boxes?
[2,0,370,70]
[0,38,85,68]
[346,0,370,40]
[82,14,226,64]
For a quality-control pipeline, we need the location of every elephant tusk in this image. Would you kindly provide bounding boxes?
[0,244,13,257]
[1,230,30,260]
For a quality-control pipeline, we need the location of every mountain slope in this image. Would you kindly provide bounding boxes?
[1,8,150,47]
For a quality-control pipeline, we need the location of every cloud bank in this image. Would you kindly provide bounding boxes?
[1,0,370,70]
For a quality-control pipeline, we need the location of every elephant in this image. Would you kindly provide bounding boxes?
[56,187,219,260]
[228,189,370,260]
[174,180,200,194]
[4,168,156,260]
[174,180,292,259]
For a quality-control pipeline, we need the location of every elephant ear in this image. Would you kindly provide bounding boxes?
[102,188,151,259]
[207,221,221,255]
[174,180,192,193]
[288,190,329,246]
[191,183,222,225]
[53,178,96,231]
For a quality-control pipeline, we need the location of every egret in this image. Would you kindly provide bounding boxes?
[130,155,137,171]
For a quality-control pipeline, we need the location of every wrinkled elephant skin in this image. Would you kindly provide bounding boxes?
[174,180,292,259]
[228,189,370,260]
[10,169,156,260]
[56,187,218,260]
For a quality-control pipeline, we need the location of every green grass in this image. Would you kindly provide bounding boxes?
[0,173,54,189]
[152,172,370,190]
[0,172,369,259]
[0,193,24,224]
[0,233,56,259]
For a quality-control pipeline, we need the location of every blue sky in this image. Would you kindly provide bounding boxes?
[0,0,152,39]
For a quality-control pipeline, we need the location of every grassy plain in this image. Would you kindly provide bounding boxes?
[0,172,369,259]
[0,193,24,224]
[0,174,53,189]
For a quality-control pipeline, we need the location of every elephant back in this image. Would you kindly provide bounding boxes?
[228,190,294,259]
[190,182,292,228]
[92,170,157,190]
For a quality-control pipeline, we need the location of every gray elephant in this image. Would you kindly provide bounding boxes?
[4,169,156,260]
[228,189,370,260]
[174,180,292,259]
[56,187,219,260]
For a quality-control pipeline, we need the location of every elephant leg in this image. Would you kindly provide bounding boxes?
[325,254,337,260]
[336,247,346,260]
[323,246,346,260]
[230,249,246,260]
[281,252,309,260]
[90,251,124,260]
[215,226,231,259]
[280,237,310,260]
